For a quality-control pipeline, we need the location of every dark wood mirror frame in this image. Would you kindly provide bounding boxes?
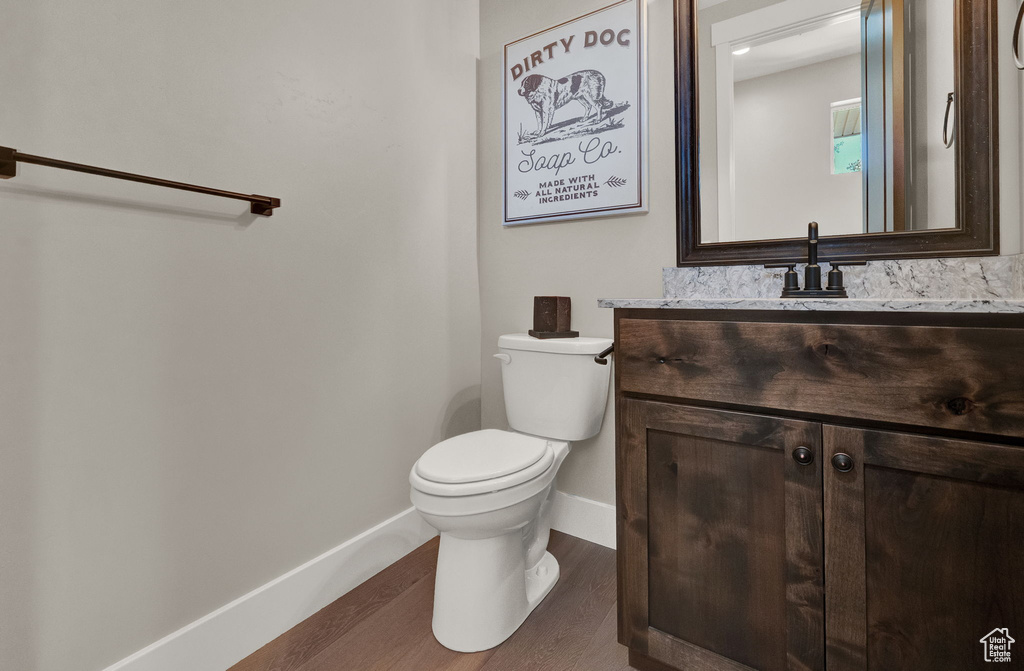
[675,0,999,267]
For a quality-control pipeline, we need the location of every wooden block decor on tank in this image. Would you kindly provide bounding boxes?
[530,296,579,339]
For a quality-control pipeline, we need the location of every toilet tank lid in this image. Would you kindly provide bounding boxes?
[499,333,613,355]
[415,429,551,484]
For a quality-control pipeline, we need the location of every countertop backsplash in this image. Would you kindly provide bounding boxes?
[662,255,1024,301]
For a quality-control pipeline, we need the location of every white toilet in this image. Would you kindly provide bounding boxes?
[409,333,613,653]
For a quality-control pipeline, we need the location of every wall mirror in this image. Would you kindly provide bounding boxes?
[676,0,999,265]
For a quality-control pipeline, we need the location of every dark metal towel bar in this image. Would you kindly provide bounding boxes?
[0,145,280,216]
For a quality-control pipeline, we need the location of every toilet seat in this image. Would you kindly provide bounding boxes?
[411,430,555,497]
[416,429,550,484]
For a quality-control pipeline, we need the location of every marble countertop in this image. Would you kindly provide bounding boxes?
[603,255,1024,313]
[597,297,1024,313]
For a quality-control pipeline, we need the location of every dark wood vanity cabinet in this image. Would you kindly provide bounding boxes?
[614,310,1024,671]
[824,426,1024,671]
[619,400,825,671]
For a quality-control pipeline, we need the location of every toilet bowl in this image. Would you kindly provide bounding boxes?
[409,334,612,653]
[410,430,569,652]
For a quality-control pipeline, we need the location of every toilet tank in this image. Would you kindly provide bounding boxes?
[497,334,613,441]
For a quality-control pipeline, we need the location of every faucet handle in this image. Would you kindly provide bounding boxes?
[826,260,868,292]
[765,263,801,293]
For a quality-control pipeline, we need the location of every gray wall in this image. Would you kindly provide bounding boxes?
[478,0,677,505]
[0,1,480,669]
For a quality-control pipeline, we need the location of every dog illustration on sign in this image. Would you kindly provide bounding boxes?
[518,69,615,139]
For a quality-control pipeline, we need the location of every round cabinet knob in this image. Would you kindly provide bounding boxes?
[831,453,855,473]
[792,447,814,466]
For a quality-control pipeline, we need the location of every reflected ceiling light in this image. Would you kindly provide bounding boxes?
[732,46,751,55]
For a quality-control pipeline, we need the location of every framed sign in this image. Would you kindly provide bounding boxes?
[503,0,647,225]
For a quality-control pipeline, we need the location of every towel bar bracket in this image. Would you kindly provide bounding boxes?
[250,197,281,216]
[0,146,15,179]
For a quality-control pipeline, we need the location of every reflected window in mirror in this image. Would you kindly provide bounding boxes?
[831,99,862,177]
[677,0,998,265]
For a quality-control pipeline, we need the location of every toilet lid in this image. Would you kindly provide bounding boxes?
[415,429,551,484]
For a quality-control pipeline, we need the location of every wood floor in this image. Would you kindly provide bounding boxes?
[229,531,632,671]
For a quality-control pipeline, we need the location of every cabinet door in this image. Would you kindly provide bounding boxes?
[824,426,1024,670]
[618,399,824,671]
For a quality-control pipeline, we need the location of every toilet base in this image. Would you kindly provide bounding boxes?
[431,531,560,653]
[525,550,559,610]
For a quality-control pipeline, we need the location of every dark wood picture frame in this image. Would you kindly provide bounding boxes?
[675,0,999,267]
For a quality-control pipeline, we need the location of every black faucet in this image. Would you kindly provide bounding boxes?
[765,222,866,298]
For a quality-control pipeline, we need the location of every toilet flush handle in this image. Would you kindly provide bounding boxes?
[493,353,512,365]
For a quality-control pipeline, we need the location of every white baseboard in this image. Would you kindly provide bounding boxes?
[103,507,437,671]
[549,490,617,549]
[103,492,613,671]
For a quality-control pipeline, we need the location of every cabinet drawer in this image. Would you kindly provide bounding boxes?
[617,317,1024,438]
